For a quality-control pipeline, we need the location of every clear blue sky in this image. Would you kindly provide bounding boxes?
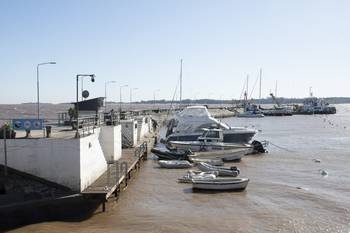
[1,0,349,104]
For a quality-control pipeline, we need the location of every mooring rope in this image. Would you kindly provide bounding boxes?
[268,141,296,153]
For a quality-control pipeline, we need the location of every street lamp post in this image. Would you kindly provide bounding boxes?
[153,89,160,110]
[75,74,95,138]
[130,87,138,111]
[81,76,90,101]
[36,62,56,119]
[105,81,116,112]
[119,84,128,114]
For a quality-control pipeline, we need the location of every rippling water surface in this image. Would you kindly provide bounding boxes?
[10,104,350,233]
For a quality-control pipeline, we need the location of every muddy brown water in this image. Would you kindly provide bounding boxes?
[5,104,350,233]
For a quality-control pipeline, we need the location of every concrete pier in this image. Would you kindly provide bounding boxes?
[81,133,157,212]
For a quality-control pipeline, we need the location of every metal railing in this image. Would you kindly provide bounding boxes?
[105,142,148,189]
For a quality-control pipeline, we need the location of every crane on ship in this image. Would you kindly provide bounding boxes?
[269,93,280,107]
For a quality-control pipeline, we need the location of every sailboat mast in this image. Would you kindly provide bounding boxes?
[246,74,249,100]
[275,80,278,97]
[259,68,262,105]
[180,59,183,102]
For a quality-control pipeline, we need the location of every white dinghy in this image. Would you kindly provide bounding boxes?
[196,162,240,177]
[192,178,249,191]
[189,158,224,166]
[189,148,248,162]
[158,160,193,169]
[178,170,218,183]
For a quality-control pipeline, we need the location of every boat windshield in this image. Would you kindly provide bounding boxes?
[177,107,210,118]
[205,130,220,138]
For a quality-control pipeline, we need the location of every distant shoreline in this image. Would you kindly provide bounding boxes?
[6,96,350,106]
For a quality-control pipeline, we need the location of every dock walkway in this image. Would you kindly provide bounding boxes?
[81,133,157,211]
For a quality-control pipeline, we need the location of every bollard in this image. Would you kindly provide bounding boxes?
[45,126,52,138]
[25,129,31,138]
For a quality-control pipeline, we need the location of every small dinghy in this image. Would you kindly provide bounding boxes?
[192,178,249,191]
[189,148,248,162]
[151,147,191,160]
[158,160,193,169]
[197,162,240,177]
[189,158,224,166]
[178,170,218,183]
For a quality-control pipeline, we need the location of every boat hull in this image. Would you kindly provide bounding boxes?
[168,141,252,153]
[189,148,248,161]
[192,178,249,191]
[158,160,192,169]
[151,148,189,160]
[196,162,240,176]
[167,130,256,144]
[237,113,264,118]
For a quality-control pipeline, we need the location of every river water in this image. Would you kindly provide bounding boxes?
[9,104,350,233]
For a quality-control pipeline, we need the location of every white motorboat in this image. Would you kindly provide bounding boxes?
[178,170,218,183]
[192,177,249,191]
[166,106,256,143]
[158,160,193,169]
[189,148,248,162]
[196,162,240,177]
[168,140,251,152]
[167,128,253,152]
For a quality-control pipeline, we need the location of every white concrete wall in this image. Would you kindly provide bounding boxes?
[0,138,81,190]
[0,128,108,192]
[99,125,122,161]
[79,128,107,191]
[121,120,138,147]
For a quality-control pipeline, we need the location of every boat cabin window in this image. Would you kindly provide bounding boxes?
[205,131,220,138]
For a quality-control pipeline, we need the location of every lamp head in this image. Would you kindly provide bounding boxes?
[49,62,56,64]
[90,75,95,82]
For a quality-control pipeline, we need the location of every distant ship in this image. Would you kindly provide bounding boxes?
[259,93,293,116]
[293,89,336,115]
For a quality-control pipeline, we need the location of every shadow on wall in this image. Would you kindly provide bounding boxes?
[0,195,101,231]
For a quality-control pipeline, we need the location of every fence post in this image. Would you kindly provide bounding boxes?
[3,129,7,176]
[106,163,110,187]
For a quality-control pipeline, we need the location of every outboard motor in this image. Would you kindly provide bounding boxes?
[230,166,240,175]
[251,140,267,153]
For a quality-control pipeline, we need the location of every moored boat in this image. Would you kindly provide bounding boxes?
[158,160,193,169]
[178,170,218,183]
[189,148,248,162]
[168,140,252,152]
[151,147,191,160]
[293,89,336,115]
[167,128,252,152]
[189,158,224,166]
[196,162,240,177]
[166,105,256,143]
[192,177,249,191]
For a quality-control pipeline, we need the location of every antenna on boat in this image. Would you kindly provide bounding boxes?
[180,59,183,103]
[309,86,313,97]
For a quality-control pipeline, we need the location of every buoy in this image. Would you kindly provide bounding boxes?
[312,159,321,163]
[320,170,328,176]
